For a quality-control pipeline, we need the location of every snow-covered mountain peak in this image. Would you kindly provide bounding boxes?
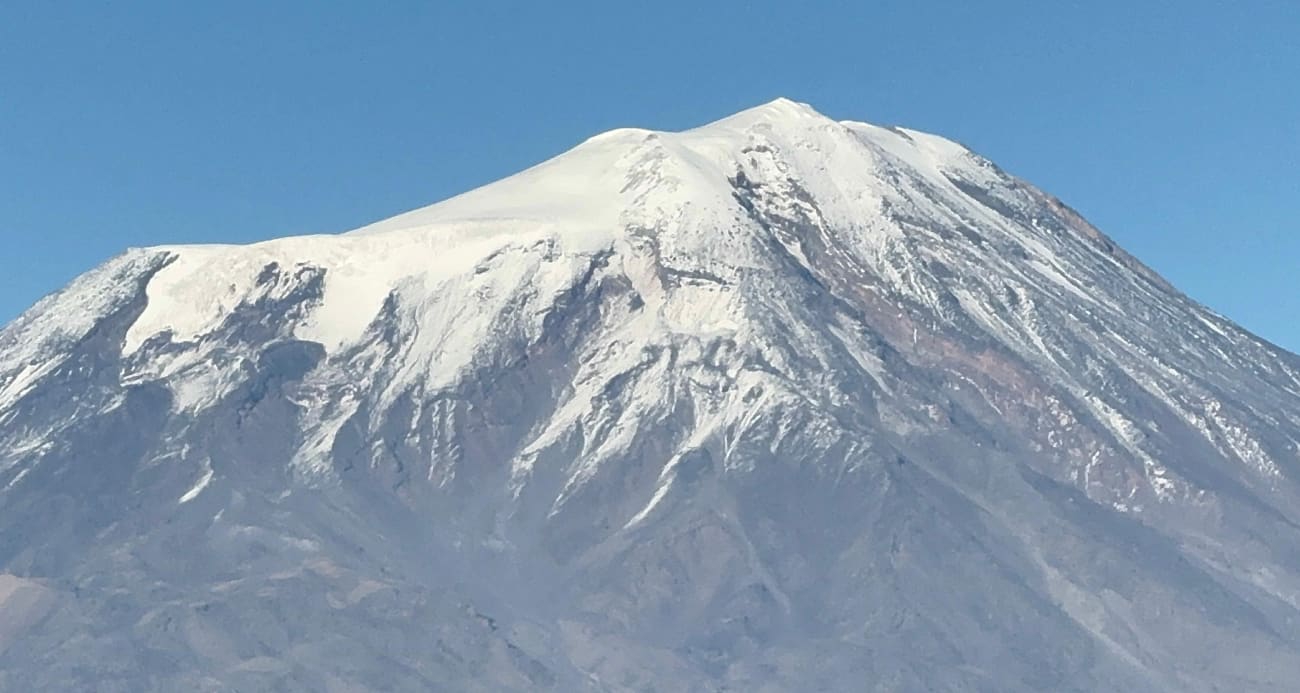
[29,98,1237,408]
[114,102,941,357]
[5,99,1300,691]
[344,97,976,243]
[696,96,830,130]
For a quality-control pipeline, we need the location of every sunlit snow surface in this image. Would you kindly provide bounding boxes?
[2,99,1300,691]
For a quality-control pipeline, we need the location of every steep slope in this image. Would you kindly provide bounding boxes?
[2,98,1300,691]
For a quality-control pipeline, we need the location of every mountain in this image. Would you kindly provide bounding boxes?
[3,98,1300,692]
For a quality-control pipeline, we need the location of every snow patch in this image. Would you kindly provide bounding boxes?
[179,465,214,504]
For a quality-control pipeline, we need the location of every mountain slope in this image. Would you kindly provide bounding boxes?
[3,98,1300,691]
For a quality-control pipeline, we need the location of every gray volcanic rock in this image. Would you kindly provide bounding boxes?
[3,99,1300,691]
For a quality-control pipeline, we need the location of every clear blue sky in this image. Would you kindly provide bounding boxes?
[2,1,1297,352]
